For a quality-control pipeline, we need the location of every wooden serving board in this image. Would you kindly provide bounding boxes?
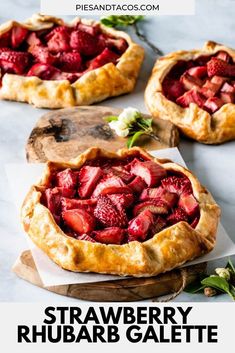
[26,106,179,162]
[13,250,206,302]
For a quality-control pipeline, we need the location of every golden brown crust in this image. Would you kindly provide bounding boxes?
[145,41,235,144]
[21,147,220,277]
[0,14,144,108]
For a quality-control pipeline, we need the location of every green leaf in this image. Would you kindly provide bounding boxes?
[127,130,145,148]
[105,115,118,122]
[201,276,235,300]
[101,15,144,28]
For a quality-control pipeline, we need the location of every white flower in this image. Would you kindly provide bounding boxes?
[109,120,129,137]
[215,268,230,281]
[118,107,140,125]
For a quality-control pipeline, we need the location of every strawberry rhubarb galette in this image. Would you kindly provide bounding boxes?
[0,14,144,108]
[21,147,220,277]
[145,41,235,144]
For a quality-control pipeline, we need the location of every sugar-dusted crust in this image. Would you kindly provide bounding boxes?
[145,41,235,144]
[21,147,220,277]
[0,14,144,108]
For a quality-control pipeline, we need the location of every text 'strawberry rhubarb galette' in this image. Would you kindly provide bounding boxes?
[145,41,235,144]
[0,14,144,108]
[21,147,220,277]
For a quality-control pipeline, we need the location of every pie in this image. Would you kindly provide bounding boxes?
[0,14,144,108]
[145,41,235,144]
[21,147,220,277]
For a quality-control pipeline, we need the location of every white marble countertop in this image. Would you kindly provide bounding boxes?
[0,0,234,302]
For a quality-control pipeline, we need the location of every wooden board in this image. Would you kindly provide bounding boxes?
[13,250,206,302]
[26,106,179,162]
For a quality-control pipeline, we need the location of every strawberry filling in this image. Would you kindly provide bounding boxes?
[162,51,235,113]
[0,23,128,83]
[41,155,200,245]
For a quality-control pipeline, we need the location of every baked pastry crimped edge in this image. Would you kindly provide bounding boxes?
[0,14,144,108]
[21,147,220,277]
[145,41,235,144]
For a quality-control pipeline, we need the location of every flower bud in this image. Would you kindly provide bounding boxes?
[118,107,140,125]
[215,268,230,281]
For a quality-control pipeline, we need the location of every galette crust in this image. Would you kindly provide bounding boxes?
[145,41,235,144]
[21,147,220,277]
[0,14,144,108]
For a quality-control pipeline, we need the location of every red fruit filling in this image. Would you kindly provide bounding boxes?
[162,51,235,113]
[41,156,200,244]
[0,22,128,83]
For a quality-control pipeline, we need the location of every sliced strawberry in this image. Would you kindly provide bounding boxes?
[94,195,128,228]
[47,27,70,53]
[0,30,11,47]
[63,209,96,234]
[57,51,82,72]
[61,197,97,212]
[88,48,119,70]
[220,92,235,104]
[77,234,96,242]
[150,215,167,235]
[110,165,133,183]
[26,32,42,46]
[78,166,103,198]
[207,58,235,78]
[167,207,188,225]
[162,78,185,100]
[176,88,206,108]
[0,50,30,74]
[204,97,224,113]
[56,187,76,198]
[92,175,125,198]
[56,168,78,190]
[92,227,125,245]
[128,176,147,194]
[140,187,178,208]
[27,63,59,80]
[178,193,199,216]
[180,72,203,91]
[221,82,235,93]
[28,44,56,65]
[70,30,99,56]
[161,176,192,195]
[129,159,166,187]
[76,23,100,36]
[45,26,70,41]
[216,51,232,63]
[11,26,28,48]
[99,186,132,196]
[128,210,154,242]
[133,200,168,216]
[44,187,62,215]
[187,66,207,79]
[108,193,134,209]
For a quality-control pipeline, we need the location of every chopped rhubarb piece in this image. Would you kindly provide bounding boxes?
[220,92,235,104]
[129,159,166,187]
[167,207,188,225]
[88,48,119,70]
[204,97,224,113]
[150,215,167,235]
[108,193,134,209]
[200,79,221,98]
[28,45,56,66]
[99,185,132,196]
[0,50,30,74]
[221,82,235,93]
[176,88,206,108]
[178,193,199,216]
[76,23,100,36]
[140,187,178,208]
[110,165,133,183]
[187,66,207,79]
[26,32,41,46]
[162,78,185,100]
[211,75,228,86]
[11,26,28,48]
[63,209,96,234]
[207,58,235,78]
[61,197,97,211]
[44,188,62,215]
[47,27,70,53]
[56,168,78,190]
[92,227,125,245]
[78,166,103,198]
[92,175,125,198]
[128,176,147,194]
[216,51,232,63]
[133,200,168,216]
[161,176,192,195]
[128,210,154,241]
[70,30,99,56]
[94,196,128,228]
[180,72,203,91]
[77,234,96,242]
[56,187,76,198]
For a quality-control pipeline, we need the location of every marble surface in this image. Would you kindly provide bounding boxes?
[0,0,235,302]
